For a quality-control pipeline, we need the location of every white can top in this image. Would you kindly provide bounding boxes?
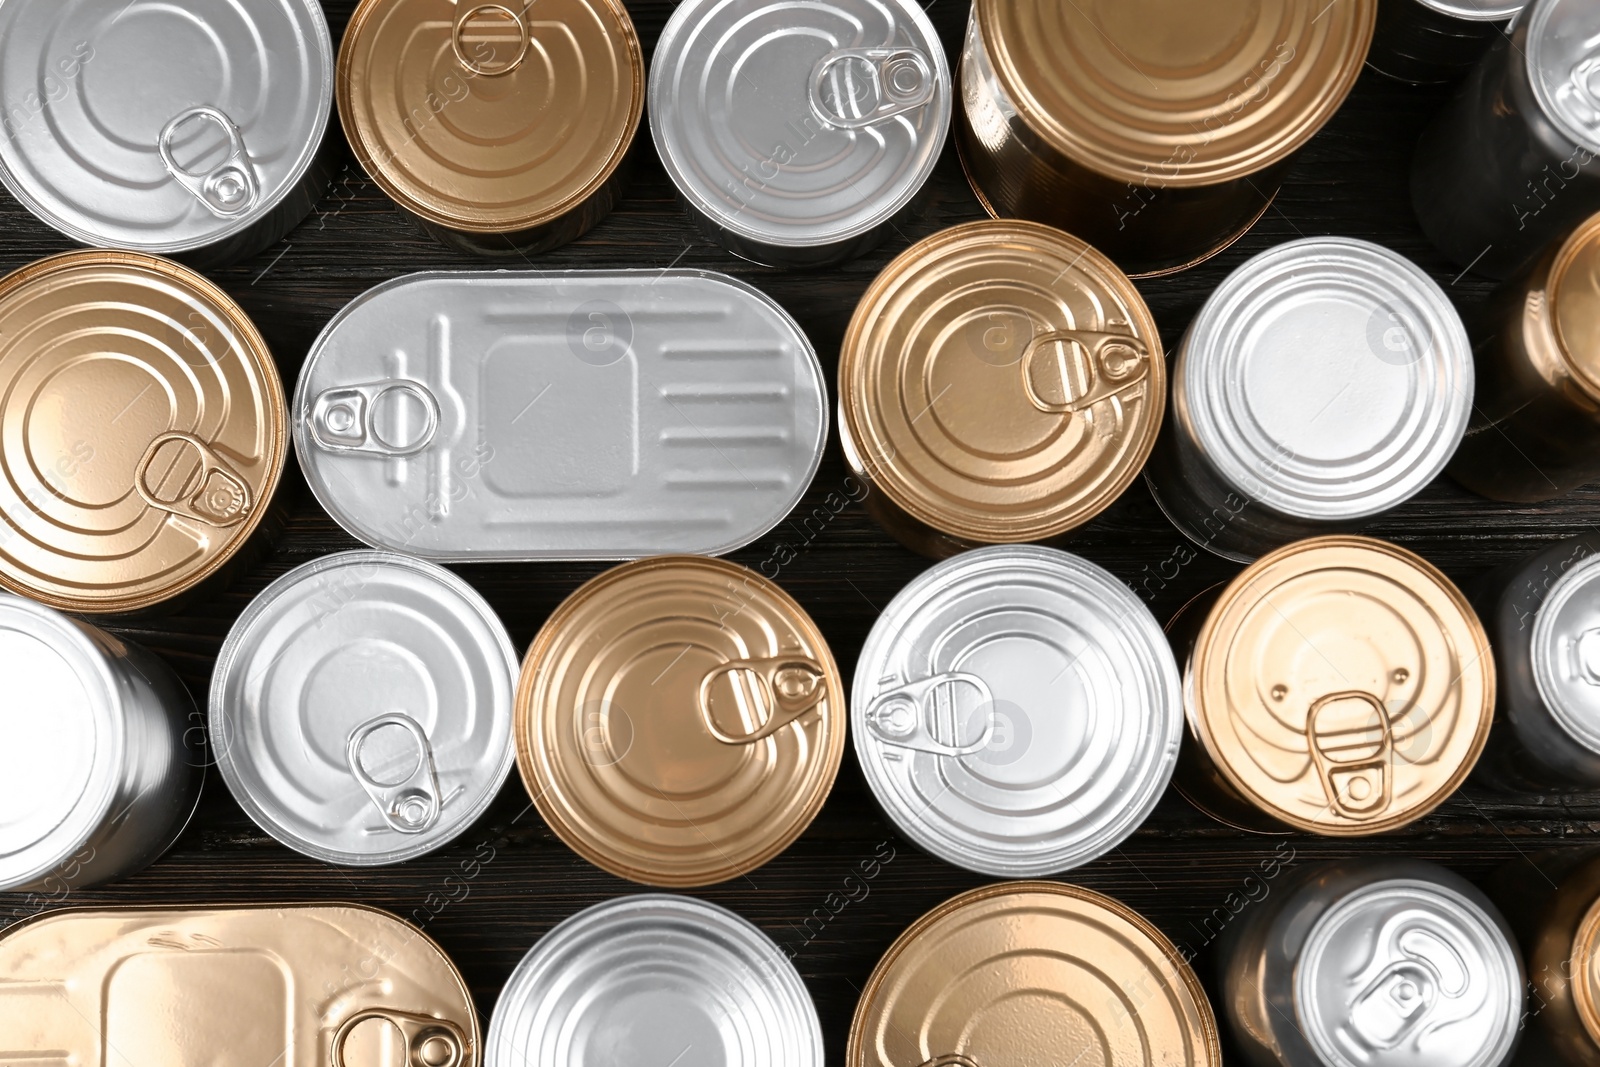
[1528,0,1600,154]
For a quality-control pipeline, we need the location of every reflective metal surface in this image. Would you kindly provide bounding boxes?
[1368,0,1522,85]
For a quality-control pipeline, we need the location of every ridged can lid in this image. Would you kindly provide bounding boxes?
[1530,553,1600,757]
[1528,0,1600,154]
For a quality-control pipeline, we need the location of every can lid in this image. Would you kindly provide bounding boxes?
[488,894,823,1066]
[0,0,331,254]
[972,0,1375,187]
[211,551,517,866]
[1177,237,1472,522]
[839,220,1165,543]
[338,0,643,234]
[1531,553,1600,755]
[1418,0,1524,17]
[0,251,287,614]
[848,881,1221,1067]
[1574,894,1600,1047]
[853,546,1182,877]
[515,556,846,887]
[1552,212,1600,398]
[650,0,950,250]
[1190,536,1493,835]
[1528,0,1600,154]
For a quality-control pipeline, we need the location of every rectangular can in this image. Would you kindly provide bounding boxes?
[1367,0,1522,84]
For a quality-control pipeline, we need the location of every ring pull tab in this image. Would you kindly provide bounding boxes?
[310,381,441,457]
[917,1058,981,1067]
[698,655,828,745]
[347,713,442,835]
[1556,52,1600,130]
[135,432,253,527]
[453,3,531,77]
[1566,627,1600,685]
[810,47,936,129]
[1348,959,1439,1050]
[1306,690,1394,821]
[157,106,259,218]
[1021,329,1150,415]
[865,673,994,757]
[331,1010,468,1067]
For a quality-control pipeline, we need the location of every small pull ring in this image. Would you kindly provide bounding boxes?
[310,381,441,457]
[810,48,935,129]
[698,655,828,745]
[331,1009,467,1067]
[865,673,994,758]
[347,713,443,835]
[1306,690,1394,821]
[158,106,259,218]
[1021,329,1149,415]
[1568,627,1600,685]
[453,3,531,77]
[135,432,253,527]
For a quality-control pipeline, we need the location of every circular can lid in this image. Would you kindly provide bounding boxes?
[1177,237,1472,522]
[0,0,331,254]
[650,0,950,251]
[0,251,287,615]
[338,0,643,234]
[852,546,1182,877]
[839,220,1165,543]
[515,556,846,887]
[1551,212,1600,398]
[1528,0,1600,155]
[1190,536,1493,835]
[487,894,823,1066]
[971,0,1375,187]
[1532,553,1600,755]
[1574,892,1600,1047]
[210,551,517,866]
[0,594,121,891]
[849,881,1221,1067]
[1416,0,1524,17]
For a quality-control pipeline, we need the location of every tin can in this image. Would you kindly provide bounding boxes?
[1171,536,1494,836]
[956,0,1376,277]
[0,0,334,269]
[849,881,1222,1067]
[650,0,950,267]
[1221,859,1524,1067]
[210,551,517,867]
[0,904,478,1066]
[294,269,826,561]
[516,556,845,887]
[1368,1,1522,85]
[488,894,822,1066]
[1145,237,1473,563]
[339,0,643,256]
[0,594,201,895]
[852,546,1182,877]
[839,220,1165,558]
[1412,0,1600,280]
[0,251,288,615]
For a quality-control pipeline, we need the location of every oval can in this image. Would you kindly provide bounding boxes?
[1368,0,1524,84]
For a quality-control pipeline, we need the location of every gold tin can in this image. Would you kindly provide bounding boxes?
[0,251,287,615]
[847,881,1222,1067]
[0,904,479,1067]
[515,556,846,887]
[839,220,1164,558]
[338,0,643,256]
[956,0,1376,277]
[1172,536,1494,835]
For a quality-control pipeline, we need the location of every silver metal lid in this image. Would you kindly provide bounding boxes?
[487,894,824,1067]
[650,0,950,251]
[1177,237,1472,522]
[851,546,1182,877]
[1528,0,1600,154]
[1533,553,1600,754]
[293,270,827,562]
[1415,0,1523,20]
[210,551,517,866]
[1296,878,1522,1067]
[0,0,332,255]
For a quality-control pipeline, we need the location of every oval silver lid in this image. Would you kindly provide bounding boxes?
[1296,878,1522,1067]
[0,0,332,254]
[210,551,516,867]
[1533,553,1600,754]
[1178,237,1472,522]
[487,894,823,1067]
[293,270,827,562]
[650,0,950,250]
[1415,0,1524,19]
[851,546,1182,878]
[1528,0,1600,154]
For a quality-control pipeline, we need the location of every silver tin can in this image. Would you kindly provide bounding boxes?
[487,894,824,1067]
[0,0,334,269]
[1222,859,1525,1067]
[1369,0,1523,85]
[210,550,517,866]
[650,0,950,267]
[0,592,201,894]
[1145,237,1473,562]
[1412,0,1600,279]
[852,546,1182,877]
[294,270,827,562]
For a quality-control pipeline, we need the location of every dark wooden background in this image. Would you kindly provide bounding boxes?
[4,3,1597,1061]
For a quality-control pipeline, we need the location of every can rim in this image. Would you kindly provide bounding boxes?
[1531,552,1600,755]
[1414,0,1524,17]
[1573,893,1600,1048]
[1528,0,1600,155]
[1551,212,1600,400]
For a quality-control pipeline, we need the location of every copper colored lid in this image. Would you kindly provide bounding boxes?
[338,0,643,234]
[1189,536,1493,835]
[839,220,1164,544]
[973,0,1376,186]
[515,556,846,887]
[1551,212,1600,399]
[1575,895,1600,1049]
[0,251,285,615]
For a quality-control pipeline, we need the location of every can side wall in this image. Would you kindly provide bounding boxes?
[1367,0,1507,85]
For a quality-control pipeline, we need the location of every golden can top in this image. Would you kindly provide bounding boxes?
[338,0,643,233]
[1574,893,1600,1050]
[1551,211,1600,398]
[1189,536,1493,835]
[515,556,845,887]
[839,220,1164,544]
[0,251,286,615]
[848,881,1221,1067]
[973,0,1375,186]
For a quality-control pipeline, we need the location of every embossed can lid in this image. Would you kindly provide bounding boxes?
[1528,0,1600,155]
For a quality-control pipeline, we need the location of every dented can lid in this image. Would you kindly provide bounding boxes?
[1528,0,1600,154]
[1551,212,1600,398]
[1532,553,1600,756]
[211,551,517,866]
[852,546,1182,877]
